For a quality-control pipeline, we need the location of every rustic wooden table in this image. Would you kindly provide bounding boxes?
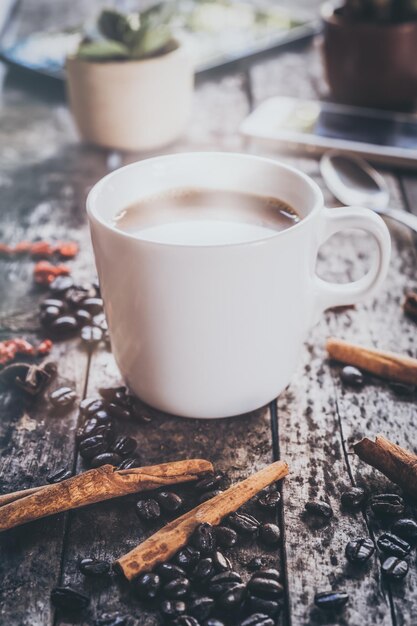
[1,2,417,625]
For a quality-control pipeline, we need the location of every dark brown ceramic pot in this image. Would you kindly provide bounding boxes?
[321,1,417,109]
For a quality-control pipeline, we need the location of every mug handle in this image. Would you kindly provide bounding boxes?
[314,206,391,316]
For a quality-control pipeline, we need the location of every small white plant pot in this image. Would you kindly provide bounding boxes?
[66,43,193,152]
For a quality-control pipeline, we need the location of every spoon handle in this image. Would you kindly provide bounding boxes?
[381,208,417,234]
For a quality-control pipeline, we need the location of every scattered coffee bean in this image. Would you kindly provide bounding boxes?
[80,325,103,345]
[49,386,77,409]
[99,386,127,403]
[239,614,274,626]
[40,298,66,312]
[111,435,137,457]
[194,473,224,493]
[157,563,187,581]
[305,500,333,519]
[340,487,367,510]
[134,572,160,600]
[227,512,260,534]
[217,583,246,610]
[160,600,186,620]
[47,468,72,484]
[247,557,272,572]
[345,538,375,564]
[251,569,281,583]
[340,365,364,387]
[192,557,215,583]
[392,518,417,542]
[95,613,129,626]
[75,309,92,326]
[49,275,74,294]
[93,313,108,331]
[93,409,112,424]
[381,556,409,580]
[106,402,132,420]
[51,315,79,334]
[118,457,141,469]
[188,596,215,620]
[90,452,122,468]
[377,533,411,558]
[82,297,104,314]
[50,586,89,611]
[80,397,105,416]
[213,550,232,572]
[389,382,415,397]
[198,489,223,504]
[176,546,201,570]
[202,620,225,626]
[155,491,183,513]
[208,571,242,597]
[190,523,216,555]
[256,490,281,511]
[79,434,109,460]
[248,596,280,617]
[136,498,161,521]
[314,591,349,611]
[173,617,199,626]
[215,526,238,548]
[259,523,280,546]
[79,557,111,576]
[370,494,404,517]
[163,577,190,599]
[248,576,283,599]
[41,305,61,325]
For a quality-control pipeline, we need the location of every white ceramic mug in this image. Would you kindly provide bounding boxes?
[87,153,391,418]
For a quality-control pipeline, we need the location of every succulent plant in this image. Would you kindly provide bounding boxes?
[76,4,176,62]
[343,0,417,21]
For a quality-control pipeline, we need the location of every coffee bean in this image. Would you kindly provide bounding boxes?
[79,557,111,576]
[381,556,409,580]
[208,571,242,597]
[190,523,216,555]
[345,538,375,564]
[75,309,93,326]
[176,546,201,570]
[107,403,132,420]
[155,491,183,513]
[314,591,349,611]
[77,416,112,441]
[248,577,283,599]
[51,315,78,334]
[192,557,215,583]
[79,434,108,460]
[49,386,77,409]
[95,613,129,626]
[157,563,187,581]
[99,386,127,403]
[94,409,112,424]
[340,487,367,510]
[50,586,89,611]
[65,287,89,307]
[118,457,141,469]
[49,275,74,294]
[248,596,280,617]
[213,550,232,572]
[41,305,61,325]
[202,620,225,626]
[198,489,223,504]
[160,600,186,620]
[215,526,238,548]
[370,494,404,517]
[217,583,246,610]
[81,325,103,345]
[111,435,137,457]
[47,468,72,484]
[227,512,260,534]
[304,500,333,519]
[80,397,105,416]
[172,617,199,626]
[340,365,364,387]
[40,298,66,312]
[377,533,411,558]
[136,498,161,521]
[188,596,215,620]
[247,557,272,572]
[194,473,224,493]
[82,297,104,314]
[259,523,280,546]
[392,518,417,542]
[163,577,190,599]
[251,569,281,583]
[389,382,415,397]
[239,615,274,626]
[90,452,122,468]
[256,490,281,511]
[134,572,160,599]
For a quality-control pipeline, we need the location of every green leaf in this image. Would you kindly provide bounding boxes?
[76,39,130,61]
[98,9,141,47]
[131,24,173,58]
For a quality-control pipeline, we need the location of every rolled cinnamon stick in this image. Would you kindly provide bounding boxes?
[115,460,288,581]
[326,337,417,385]
[354,435,417,498]
[0,459,212,532]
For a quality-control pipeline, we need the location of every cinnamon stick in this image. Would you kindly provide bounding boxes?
[0,459,212,532]
[115,460,289,581]
[354,435,417,499]
[326,337,417,385]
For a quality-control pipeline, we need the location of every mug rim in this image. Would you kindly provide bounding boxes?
[86,152,323,249]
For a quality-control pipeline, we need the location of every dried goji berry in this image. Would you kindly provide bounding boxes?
[31,241,55,258]
[56,242,79,259]
[0,243,13,256]
[14,241,32,254]
[37,339,53,355]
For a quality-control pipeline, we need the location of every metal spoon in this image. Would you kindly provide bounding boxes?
[320,151,417,233]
